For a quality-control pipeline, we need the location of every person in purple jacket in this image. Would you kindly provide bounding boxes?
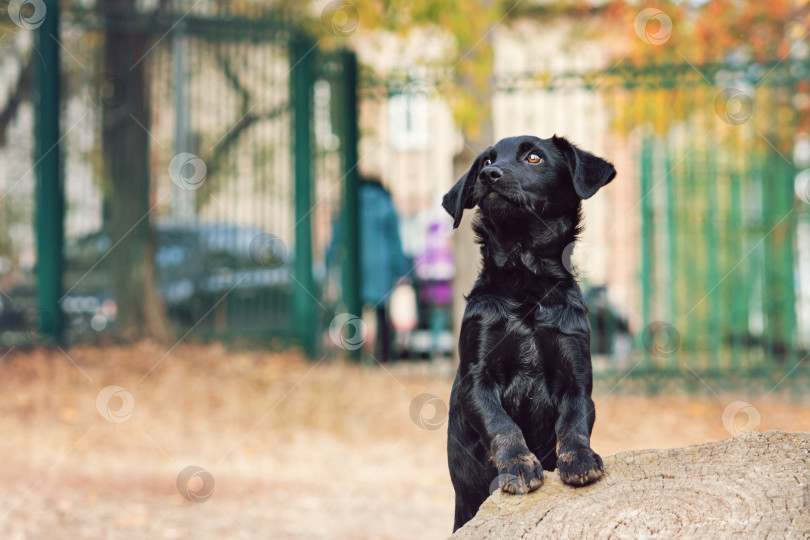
[414,220,454,353]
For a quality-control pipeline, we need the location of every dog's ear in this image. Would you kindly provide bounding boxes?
[442,154,484,229]
[552,136,616,200]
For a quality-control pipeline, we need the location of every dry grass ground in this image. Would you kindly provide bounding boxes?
[0,343,807,539]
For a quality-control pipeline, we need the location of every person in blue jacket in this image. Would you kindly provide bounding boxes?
[328,177,410,361]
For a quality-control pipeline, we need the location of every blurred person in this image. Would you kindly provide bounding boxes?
[585,285,631,368]
[389,277,418,357]
[414,220,455,355]
[328,178,410,362]
[358,178,410,362]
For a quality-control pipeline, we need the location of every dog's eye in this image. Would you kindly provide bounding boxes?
[483,158,492,167]
[527,153,542,164]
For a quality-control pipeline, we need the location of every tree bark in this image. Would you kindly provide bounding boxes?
[450,145,486,362]
[101,0,173,343]
[452,431,810,539]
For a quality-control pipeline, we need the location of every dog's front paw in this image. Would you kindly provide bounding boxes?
[496,453,544,495]
[557,447,603,486]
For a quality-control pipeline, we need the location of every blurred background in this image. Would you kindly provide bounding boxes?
[0,0,809,538]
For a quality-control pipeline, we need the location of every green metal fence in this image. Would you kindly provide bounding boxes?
[0,2,360,354]
[2,2,808,384]
[496,59,810,386]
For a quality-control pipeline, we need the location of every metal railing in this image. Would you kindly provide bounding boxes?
[495,57,810,386]
[1,2,361,356]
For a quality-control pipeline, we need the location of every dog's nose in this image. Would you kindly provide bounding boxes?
[479,166,503,186]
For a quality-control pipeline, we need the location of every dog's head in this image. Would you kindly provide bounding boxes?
[442,135,616,228]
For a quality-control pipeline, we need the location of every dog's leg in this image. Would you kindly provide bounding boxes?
[452,493,484,532]
[555,391,603,486]
[458,379,545,495]
[453,315,545,497]
[551,335,603,486]
[448,389,493,532]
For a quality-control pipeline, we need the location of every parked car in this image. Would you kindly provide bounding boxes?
[1,223,292,341]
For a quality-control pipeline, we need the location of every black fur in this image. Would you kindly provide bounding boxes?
[443,135,616,532]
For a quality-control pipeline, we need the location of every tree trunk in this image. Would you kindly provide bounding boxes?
[101,0,173,343]
[450,5,495,361]
[452,431,810,539]
[451,145,486,361]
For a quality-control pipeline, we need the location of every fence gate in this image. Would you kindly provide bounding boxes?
[0,2,358,355]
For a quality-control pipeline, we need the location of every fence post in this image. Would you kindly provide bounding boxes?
[339,50,362,361]
[34,0,64,341]
[639,134,654,380]
[290,36,317,358]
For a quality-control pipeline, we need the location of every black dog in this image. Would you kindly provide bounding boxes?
[443,135,616,531]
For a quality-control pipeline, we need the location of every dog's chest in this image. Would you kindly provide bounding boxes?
[465,292,588,376]
[497,295,589,338]
[534,301,590,335]
[487,299,560,364]
[472,296,587,379]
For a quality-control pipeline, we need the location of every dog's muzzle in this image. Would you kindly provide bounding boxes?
[479,165,503,187]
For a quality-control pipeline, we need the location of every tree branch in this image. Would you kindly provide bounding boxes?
[0,53,32,147]
[195,49,288,210]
